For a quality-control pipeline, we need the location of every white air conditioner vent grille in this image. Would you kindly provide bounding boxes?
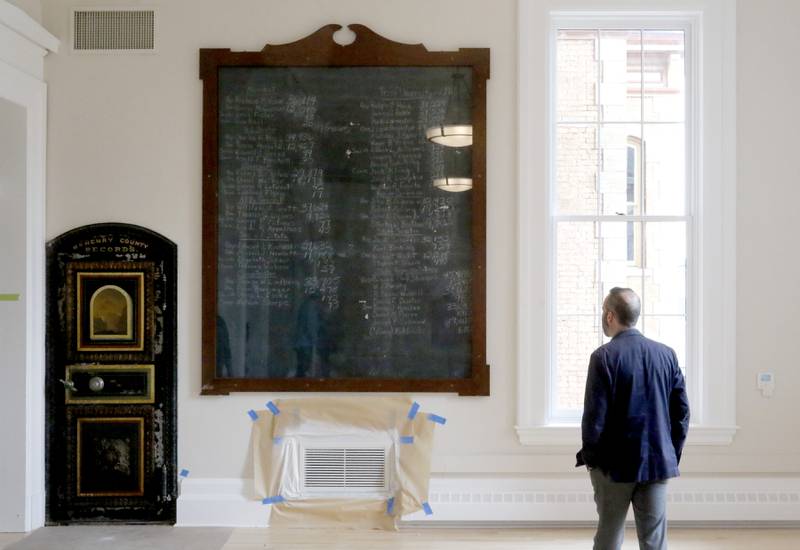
[73,9,155,52]
[303,447,386,490]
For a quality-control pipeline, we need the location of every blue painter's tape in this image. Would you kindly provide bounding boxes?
[262,495,285,505]
[273,436,284,445]
[266,401,281,415]
[179,469,189,478]
[408,401,420,420]
[386,497,395,515]
[248,409,258,421]
[427,413,447,425]
[423,502,433,515]
[400,436,414,444]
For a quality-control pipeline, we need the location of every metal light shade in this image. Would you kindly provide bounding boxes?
[426,73,472,148]
[433,143,472,193]
[426,125,473,148]
[433,177,473,192]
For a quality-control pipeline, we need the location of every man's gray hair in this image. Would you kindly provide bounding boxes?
[606,287,641,327]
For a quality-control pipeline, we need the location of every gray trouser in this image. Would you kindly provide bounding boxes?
[589,468,669,550]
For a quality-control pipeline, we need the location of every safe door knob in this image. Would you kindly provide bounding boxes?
[88,376,105,392]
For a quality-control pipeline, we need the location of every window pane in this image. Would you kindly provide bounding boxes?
[556,315,599,411]
[599,221,644,348]
[643,31,685,123]
[644,222,686,314]
[599,124,641,215]
[557,30,598,122]
[600,221,644,299]
[557,222,599,315]
[556,124,598,214]
[599,30,641,122]
[642,315,686,371]
[644,123,685,215]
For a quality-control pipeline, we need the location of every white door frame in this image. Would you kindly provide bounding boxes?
[0,0,58,532]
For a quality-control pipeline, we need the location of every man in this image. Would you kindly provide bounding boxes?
[576,288,690,550]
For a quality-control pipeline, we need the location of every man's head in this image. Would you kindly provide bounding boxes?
[602,287,641,337]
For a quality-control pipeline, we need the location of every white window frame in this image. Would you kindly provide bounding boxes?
[517,1,737,446]
[550,22,695,423]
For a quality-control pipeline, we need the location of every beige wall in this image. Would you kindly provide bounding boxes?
[40,0,800,479]
[7,0,40,22]
[735,0,800,463]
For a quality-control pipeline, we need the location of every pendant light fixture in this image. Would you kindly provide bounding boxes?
[428,71,473,192]
[433,146,472,192]
[432,177,473,192]
[426,73,472,148]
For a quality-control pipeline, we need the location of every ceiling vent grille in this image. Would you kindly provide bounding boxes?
[72,9,156,52]
[303,447,387,493]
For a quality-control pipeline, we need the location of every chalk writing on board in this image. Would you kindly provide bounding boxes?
[216,66,472,380]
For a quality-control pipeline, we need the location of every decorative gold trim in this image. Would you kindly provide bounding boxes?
[76,272,145,352]
[76,417,145,497]
[64,364,155,404]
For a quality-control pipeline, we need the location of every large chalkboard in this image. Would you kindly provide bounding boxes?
[200,25,489,395]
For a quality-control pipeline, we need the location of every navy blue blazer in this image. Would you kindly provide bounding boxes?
[576,328,690,482]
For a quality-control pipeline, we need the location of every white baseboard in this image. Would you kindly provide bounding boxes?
[26,490,44,531]
[402,476,800,523]
[176,475,800,527]
[176,478,268,527]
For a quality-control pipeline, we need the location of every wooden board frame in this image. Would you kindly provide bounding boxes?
[200,24,489,395]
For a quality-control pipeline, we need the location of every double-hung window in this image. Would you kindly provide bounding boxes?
[553,27,690,420]
[517,3,736,445]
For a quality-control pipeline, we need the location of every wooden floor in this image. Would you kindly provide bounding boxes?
[2,527,799,550]
[225,527,800,550]
[0,534,24,549]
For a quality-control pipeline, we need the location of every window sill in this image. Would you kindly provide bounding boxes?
[515,424,738,447]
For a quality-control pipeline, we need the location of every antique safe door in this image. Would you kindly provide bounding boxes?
[46,224,177,523]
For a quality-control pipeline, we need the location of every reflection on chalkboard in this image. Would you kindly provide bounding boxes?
[433,147,473,192]
[425,72,473,148]
[293,293,333,378]
[216,66,473,380]
[216,315,232,377]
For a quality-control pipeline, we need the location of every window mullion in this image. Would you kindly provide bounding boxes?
[597,220,603,349]
[640,28,646,333]
[595,29,604,351]
[554,215,689,222]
